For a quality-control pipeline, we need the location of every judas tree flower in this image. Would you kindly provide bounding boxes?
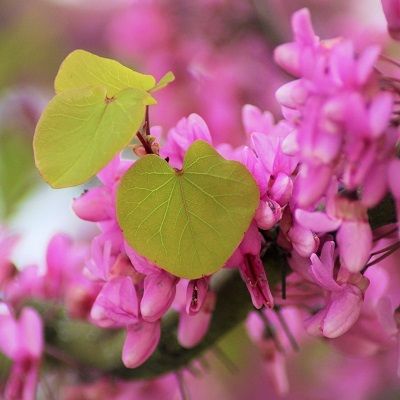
[122,320,161,368]
[226,222,273,309]
[255,199,282,231]
[160,113,213,169]
[304,241,368,338]
[275,8,395,209]
[242,104,274,138]
[125,243,179,321]
[246,307,304,396]
[73,186,113,222]
[140,271,178,322]
[0,303,43,400]
[178,291,216,348]
[185,276,210,315]
[90,276,139,328]
[382,0,400,40]
[332,235,400,364]
[287,222,320,258]
[295,195,372,273]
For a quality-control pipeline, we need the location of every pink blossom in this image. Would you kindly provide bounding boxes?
[90,276,139,328]
[178,291,216,348]
[0,304,43,400]
[382,0,400,40]
[122,320,161,368]
[140,271,178,322]
[304,241,367,338]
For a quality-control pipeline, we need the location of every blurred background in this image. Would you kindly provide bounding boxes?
[1,1,399,399]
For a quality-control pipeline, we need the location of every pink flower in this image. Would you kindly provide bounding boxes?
[0,304,43,400]
[90,276,139,328]
[178,291,216,348]
[160,113,212,169]
[295,196,373,273]
[140,271,178,322]
[122,320,161,368]
[304,241,367,338]
[226,222,274,309]
[185,276,210,315]
[382,0,400,40]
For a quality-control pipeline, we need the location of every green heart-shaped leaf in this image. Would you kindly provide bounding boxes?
[117,140,259,279]
[34,86,155,188]
[54,49,156,96]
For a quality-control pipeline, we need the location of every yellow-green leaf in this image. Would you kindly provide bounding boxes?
[117,140,259,279]
[34,86,155,188]
[54,49,156,97]
[151,71,175,92]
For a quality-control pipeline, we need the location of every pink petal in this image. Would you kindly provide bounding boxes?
[73,187,113,222]
[19,308,43,360]
[337,221,372,273]
[310,242,341,292]
[239,255,273,309]
[322,285,363,338]
[294,163,333,207]
[242,104,274,136]
[295,209,341,233]
[140,271,177,322]
[90,277,139,328]
[122,320,161,368]
[388,158,400,199]
[270,173,293,206]
[381,0,400,40]
[255,199,282,230]
[275,80,308,109]
[178,292,215,348]
[292,8,317,46]
[185,277,210,315]
[288,224,319,258]
[240,146,268,196]
[274,42,301,76]
[368,92,393,138]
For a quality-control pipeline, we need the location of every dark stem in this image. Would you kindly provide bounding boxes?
[136,132,153,154]
[145,107,151,136]
[362,242,400,271]
[369,241,400,257]
[274,306,300,352]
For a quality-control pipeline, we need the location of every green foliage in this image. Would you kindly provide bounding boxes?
[34,50,174,188]
[34,86,155,188]
[0,132,36,218]
[117,140,259,279]
[54,49,156,96]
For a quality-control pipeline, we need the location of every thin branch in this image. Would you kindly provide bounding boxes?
[136,132,153,154]
[274,306,300,352]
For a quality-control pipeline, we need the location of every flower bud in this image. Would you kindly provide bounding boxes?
[337,220,372,273]
[72,187,112,222]
[122,320,161,368]
[185,277,209,315]
[270,173,293,206]
[178,292,216,348]
[255,199,282,230]
[140,271,177,322]
[90,277,139,328]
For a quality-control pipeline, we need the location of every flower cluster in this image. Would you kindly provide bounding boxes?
[2,2,400,399]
